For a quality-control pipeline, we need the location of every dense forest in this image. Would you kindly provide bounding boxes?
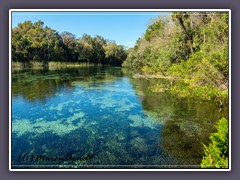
[123,12,229,104]
[12,20,127,66]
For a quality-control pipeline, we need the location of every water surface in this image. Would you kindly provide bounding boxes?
[12,66,228,169]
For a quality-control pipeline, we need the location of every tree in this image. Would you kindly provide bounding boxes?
[104,42,127,65]
[60,31,79,61]
[12,20,66,63]
[123,11,229,92]
[144,17,168,41]
[12,21,127,65]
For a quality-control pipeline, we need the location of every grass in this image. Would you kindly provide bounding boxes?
[48,61,96,68]
[12,61,45,68]
[11,61,23,68]
[12,61,100,70]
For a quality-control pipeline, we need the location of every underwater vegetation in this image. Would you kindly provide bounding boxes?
[12,67,228,168]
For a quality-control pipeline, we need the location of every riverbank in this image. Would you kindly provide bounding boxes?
[12,61,100,70]
[132,72,228,105]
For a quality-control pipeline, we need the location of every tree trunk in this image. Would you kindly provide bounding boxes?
[177,17,194,54]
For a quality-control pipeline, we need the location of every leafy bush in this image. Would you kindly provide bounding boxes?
[201,118,229,168]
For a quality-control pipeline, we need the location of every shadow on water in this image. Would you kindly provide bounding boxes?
[128,77,228,166]
[12,120,169,168]
[12,66,228,169]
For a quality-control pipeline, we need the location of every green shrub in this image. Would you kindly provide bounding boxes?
[165,82,228,104]
[201,118,229,168]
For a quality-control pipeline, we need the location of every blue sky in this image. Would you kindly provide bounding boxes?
[12,11,171,48]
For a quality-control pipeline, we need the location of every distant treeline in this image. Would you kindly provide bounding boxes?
[12,21,127,66]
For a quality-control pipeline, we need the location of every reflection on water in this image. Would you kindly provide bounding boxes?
[12,66,228,169]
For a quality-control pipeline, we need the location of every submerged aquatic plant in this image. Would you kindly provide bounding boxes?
[12,66,228,168]
[12,117,87,136]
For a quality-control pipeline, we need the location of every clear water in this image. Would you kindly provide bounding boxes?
[11,66,228,169]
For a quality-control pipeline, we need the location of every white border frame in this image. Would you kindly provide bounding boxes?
[9,9,231,171]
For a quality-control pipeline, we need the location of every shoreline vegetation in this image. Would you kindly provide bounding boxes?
[132,72,228,105]
[122,12,229,106]
[11,61,99,72]
[12,21,127,67]
[12,61,97,68]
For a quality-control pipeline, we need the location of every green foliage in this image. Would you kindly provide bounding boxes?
[201,118,229,168]
[167,82,228,104]
[12,21,127,66]
[169,44,228,90]
[124,12,229,102]
[104,42,127,65]
[12,21,66,63]
[144,18,168,41]
[123,17,172,73]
